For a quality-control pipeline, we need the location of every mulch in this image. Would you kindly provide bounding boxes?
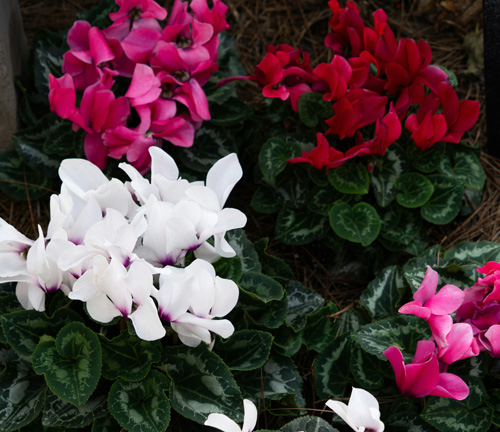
[6,0,491,304]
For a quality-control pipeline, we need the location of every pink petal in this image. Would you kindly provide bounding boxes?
[430,373,469,400]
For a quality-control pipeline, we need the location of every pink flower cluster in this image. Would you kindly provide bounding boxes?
[225,0,479,170]
[48,0,229,173]
[384,262,500,400]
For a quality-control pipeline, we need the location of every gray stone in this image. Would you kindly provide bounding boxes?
[0,0,27,151]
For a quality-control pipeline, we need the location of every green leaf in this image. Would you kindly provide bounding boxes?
[239,272,284,303]
[163,344,242,424]
[421,377,492,432]
[0,295,23,342]
[352,315,431,362]
[226,229,262,273]
[327,161,369,194]
[408,143,445,173]
[0,353,46,432]
[99,332,161,381]
[251,186,280,214]
[380,206,422,246]
[275,172,310,209]
[33,47,65,100]
[420,174,464,224]
[298,92,332,127]
[439,150,485,190]
[108,370,170,432]
[329,202,381,246]
[303,302,338,352]
[239,353,305,409]
[42,391,107,428]
[272,325,303,356]
[360,266,406,320]
[371,143,409,207]
[402,258,473,293]
[350,346,384,389]
[32,322,102,406]
[92,415,122,432]
[276,207,328,245]
[213,256,243,283]
[395,173,434,208]
[242,292,288,329]
[253,238,294,280]
[315,333,351,399]
[177,124,236,173]
[307,186,337,216]
[285,281,324,331]
[258,137,301,179]
[215,330,273,371]
[210,98,253,126]
[281,415,340,432]
[12,119,62,178]
[443,241,500,271]
[0,151,53,200]
[43,121,78,157]
[1,309,83,357]
[386,412,438,432]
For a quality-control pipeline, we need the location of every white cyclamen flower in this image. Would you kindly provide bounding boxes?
[205,399,257,432]
[325,387,384,432]
[69,257,165,341]
[59,158,138,219]
[154,259,238,347]
[0,217,33,278]
[0,225,69,311]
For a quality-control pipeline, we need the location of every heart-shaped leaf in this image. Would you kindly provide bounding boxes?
[0,352,47,432]
[276,207,328,245]
[395,172,434,208]
[371,143,409,207]
[99,331,162,381]
[329,202,381,246]
[108,370,170,432]
[32,322,102,406]
[259,137,301,179]
[420,174,464,224]
[163,344,242,424]
[215,330,273,371]
[298,92,332,127]
[1,308,83,357]
[327,161,369,194]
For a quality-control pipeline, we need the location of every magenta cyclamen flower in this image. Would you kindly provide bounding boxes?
[398,266,464,321]
[383,340,469,400]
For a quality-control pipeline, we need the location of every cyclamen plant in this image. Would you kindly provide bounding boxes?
[242,0,483,259]
[48,0,229,173]
[0,146,245,343]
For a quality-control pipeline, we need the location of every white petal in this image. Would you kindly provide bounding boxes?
[86,292,122,323]
[204,413,242,432]
[206,153,243,208]
[27,284,46,312]
[186,186,221,212]
[241,399,257,432]
[174,314,235,340]
[211,277,239,317]
[128,297,166,341]
[59,159,108,198]
[348,388,383,432]
[16,282,33,310]
[325,400,359,432]
[150,146,179,181]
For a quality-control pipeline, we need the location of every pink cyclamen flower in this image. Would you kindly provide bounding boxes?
[398,266,464,321]
[383,340,469,400]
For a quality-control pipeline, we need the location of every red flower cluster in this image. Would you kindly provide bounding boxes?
[230,0,480,170]
[48,0,228,173]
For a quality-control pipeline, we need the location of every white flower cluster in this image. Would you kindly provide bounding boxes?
[0,147,246,345]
